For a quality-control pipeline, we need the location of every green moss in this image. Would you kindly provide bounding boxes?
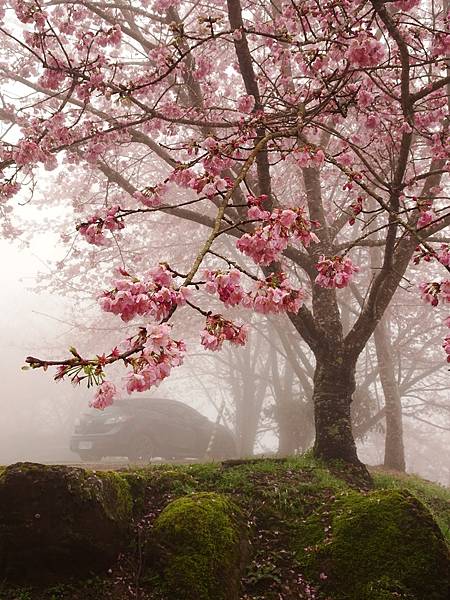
[95,471,133,522]
[299,489,449,600]
[373,470,450,542]
[152,492,244,600]
[1,459,449,599]
[358,577,417,599]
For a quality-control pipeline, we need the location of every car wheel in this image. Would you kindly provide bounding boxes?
[128,436,155,462]
[78,451,103,462]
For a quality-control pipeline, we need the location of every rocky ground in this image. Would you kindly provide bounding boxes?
[0,456,449,600]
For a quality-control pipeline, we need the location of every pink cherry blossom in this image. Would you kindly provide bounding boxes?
[417,209,436,228]
[200,315,248,351]
[237,203,320,265]
[98,265,189,322]
[237,95,255,113]
[12,139,45,166]
[78,205,125,246]
[125,325,186,394]
[0,181,21,201]
[203,269,245,307]
[243,272,305,314]
[133,184,167,207]
[90,381,117,410]
[436,244,450,267]
[346,33,385,68]
[315,255,359,289]
[78,223,109,246]
[419,281,450,307]
[443,336,450,363]
[293,147,325,169]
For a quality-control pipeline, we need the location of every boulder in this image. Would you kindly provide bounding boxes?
[311,489,449,600]
[0,462,132,581]
[152,491,246,600]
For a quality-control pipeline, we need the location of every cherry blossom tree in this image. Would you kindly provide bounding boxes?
[1,0,449,474]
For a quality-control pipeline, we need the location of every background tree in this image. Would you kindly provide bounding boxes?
[0,0,448,476]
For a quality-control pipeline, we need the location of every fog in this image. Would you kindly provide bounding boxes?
[0,234,448,485]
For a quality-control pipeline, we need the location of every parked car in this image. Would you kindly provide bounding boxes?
[70,397,237,462]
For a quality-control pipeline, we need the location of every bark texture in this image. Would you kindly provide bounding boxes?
[312,358,360,465]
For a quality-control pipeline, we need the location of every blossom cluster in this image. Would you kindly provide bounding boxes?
[78,205,124,246]
[243,272,305,314]
[416,199,436,229]
[315,255,359,289]
[419,281,450,307]
[200,315,248,351]
[0,181,21,202]
[348,196,364,226]
[443,336,450,364]
[237,198,320,265]
[90,381,117,410]
[413,244,450,267]
[345,33,385,68]
[293,146,325,169]
[133,183,167,207]
[437,244,450,267]
[98,265,189,322]
[204,269,304,314]
[125,324,186,394]
[204,268,244,307]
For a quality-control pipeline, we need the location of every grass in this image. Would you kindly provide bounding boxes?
[0,456,448,600]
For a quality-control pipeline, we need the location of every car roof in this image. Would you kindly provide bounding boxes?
[116,397,207,419]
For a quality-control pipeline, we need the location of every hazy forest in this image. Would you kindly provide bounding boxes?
[0,1,449,599]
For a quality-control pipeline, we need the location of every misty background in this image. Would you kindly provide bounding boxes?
[1,227,449,485]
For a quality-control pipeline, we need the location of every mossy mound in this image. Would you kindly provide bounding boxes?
[0,462,132,581]
[152,492,245,600]
[299,489,449,600]
[0,457,448,599]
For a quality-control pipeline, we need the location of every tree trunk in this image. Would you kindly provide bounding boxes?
[374,316,406,472]
[312,358,361,465]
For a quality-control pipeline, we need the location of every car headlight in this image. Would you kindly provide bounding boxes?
[104,415,129,425]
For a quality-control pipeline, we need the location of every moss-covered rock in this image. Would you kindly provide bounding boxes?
[358,577,417,599]
[304,489,449,600]
[152,491,246,600]
[0,462,133,581]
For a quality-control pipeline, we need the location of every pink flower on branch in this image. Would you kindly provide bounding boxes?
[237,94,255,114]
[243,272,305,315]
[315,255,359,289]
[89,381,117,410]
[99,265,189,322]
[417,209,436,228]
[203,269,245,307]
[78,205,124,246]
[345,33,385,68]
[419,281,450,307]
[443,336,450,363]
[204,268,305,315]
[436,244,450,267]
[293,146,325,169]
[125,324,186,395]
[200,315,248,351]
[237,202,320,266]
[12,139,46,166]
[133,183,167,207]
[0,181,21,202]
